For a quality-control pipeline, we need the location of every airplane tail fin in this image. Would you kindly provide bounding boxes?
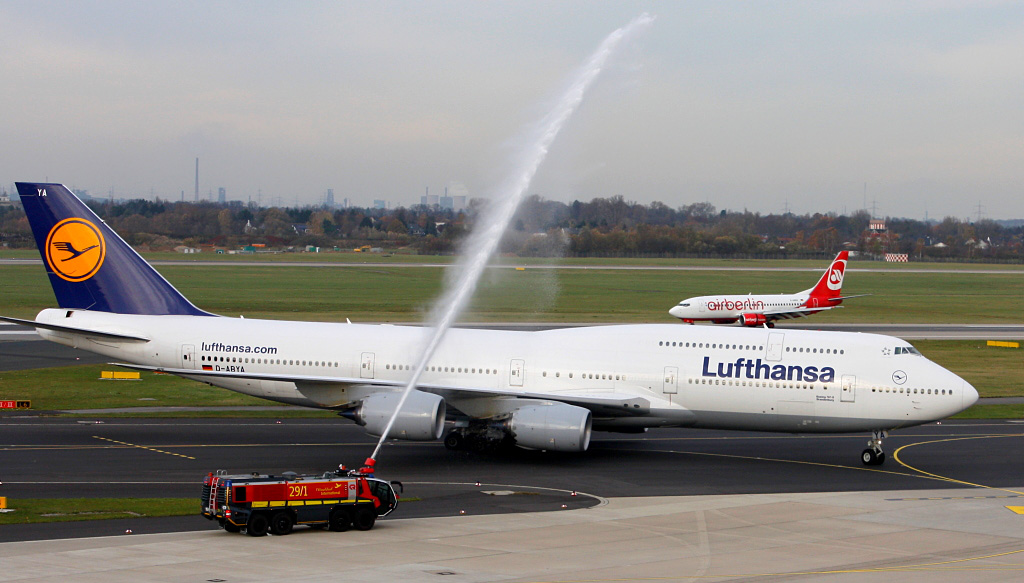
[804,251,849,301]
[15,183,213,316]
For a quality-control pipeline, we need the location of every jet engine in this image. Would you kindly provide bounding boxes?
[740,313,767,327]
[353,390,446,441]
[506,403,592,452]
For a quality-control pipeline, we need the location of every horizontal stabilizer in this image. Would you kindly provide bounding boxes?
[0,315,150,342]
[828,293,872,302]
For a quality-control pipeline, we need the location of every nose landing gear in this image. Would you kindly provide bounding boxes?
[861,430,888,466]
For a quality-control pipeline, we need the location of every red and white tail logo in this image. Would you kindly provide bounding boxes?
[826,260,846,291]
[808,251,848,299]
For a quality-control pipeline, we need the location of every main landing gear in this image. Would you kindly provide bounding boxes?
[861,430,888,466]
[443,427,510,454]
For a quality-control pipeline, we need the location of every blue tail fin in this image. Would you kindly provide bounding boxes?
[16,183,213,316]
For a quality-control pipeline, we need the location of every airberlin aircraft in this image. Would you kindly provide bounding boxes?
[669,251,868,327]
[3,184,976,466]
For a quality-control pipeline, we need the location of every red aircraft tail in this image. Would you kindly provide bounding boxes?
[804,251,848,303]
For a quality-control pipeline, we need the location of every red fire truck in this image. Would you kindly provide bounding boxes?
[202,469,400,536]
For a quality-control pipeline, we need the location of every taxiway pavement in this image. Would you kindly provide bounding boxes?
[1,418,1022,541]
[5,487,1024,583]
[1,418,1023,582]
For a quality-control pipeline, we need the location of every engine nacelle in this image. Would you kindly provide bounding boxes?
[506,403,592,452]
[355,390,445,441]
[740,313,767,327]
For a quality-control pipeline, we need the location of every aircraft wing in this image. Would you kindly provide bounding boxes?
[759,306,838,321]
[112,363,651,417]
[0,316,151,342]
[758,293,870,321]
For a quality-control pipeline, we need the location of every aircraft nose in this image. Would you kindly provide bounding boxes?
[962,379,979,410]
[669,306,684,319]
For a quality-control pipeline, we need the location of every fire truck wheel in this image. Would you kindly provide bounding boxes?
[353,507,376,531]
[329,508,351,532]
[246,513,269,537]
[270,511,294,536]
[223,522,241,533]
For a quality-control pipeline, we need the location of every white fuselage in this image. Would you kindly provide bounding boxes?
[35,308,976,434]
[669,293,818,322]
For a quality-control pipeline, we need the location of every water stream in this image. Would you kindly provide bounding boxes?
[368,13,654,464]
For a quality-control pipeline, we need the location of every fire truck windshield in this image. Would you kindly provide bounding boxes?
[369,479,398,515]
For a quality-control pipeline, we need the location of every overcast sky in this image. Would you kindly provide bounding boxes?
[2,1,1022,219]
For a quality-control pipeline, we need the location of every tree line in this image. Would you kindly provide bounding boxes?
[1,194,1020,262]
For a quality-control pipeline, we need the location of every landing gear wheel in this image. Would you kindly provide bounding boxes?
[862,430,888,466]
[246,513,269,537]
[861,449,886,466]
[269,511,294,535]
[353,506,376,531]
[329,508,351,532]
[444,431,464,450]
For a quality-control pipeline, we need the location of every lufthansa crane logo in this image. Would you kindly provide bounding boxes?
[826,260,846,291]
[44,218,106,282]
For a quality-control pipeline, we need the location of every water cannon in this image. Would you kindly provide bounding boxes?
[359,457,376,477]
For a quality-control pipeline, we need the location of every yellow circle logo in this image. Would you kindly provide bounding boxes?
[44,218,106,282]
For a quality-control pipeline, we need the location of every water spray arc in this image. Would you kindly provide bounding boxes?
[367,13,655,466]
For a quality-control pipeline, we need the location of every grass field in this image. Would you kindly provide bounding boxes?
[0,498,194,525]
[1,262,1022,323]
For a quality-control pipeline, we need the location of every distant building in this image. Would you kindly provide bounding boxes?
[869,219,886,232]
[326,188,335,207]
[373,199,387,210]
[421,194,440,207]
[445,182,470,211]
[218,187,226,203]
[440,196,454,210]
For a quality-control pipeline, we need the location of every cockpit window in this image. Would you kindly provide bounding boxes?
[895,346,921,356]
[679,303,690,307]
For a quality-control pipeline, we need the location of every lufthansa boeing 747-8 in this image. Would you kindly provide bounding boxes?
[2,183,977,465]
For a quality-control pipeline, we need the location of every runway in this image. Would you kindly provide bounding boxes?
[1,418,1022,543]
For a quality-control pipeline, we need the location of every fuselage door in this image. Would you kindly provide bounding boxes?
[360,352,375,379]
[766,332,785,362]
[509,359,525,387]
[663,366,678,394]
[699,301,706,313]
[841,374,856,402]
[810,297,819,308]
[180,344,196,369]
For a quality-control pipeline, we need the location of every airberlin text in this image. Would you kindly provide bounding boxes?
[702,357,835,383]
[706,298,765,312]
